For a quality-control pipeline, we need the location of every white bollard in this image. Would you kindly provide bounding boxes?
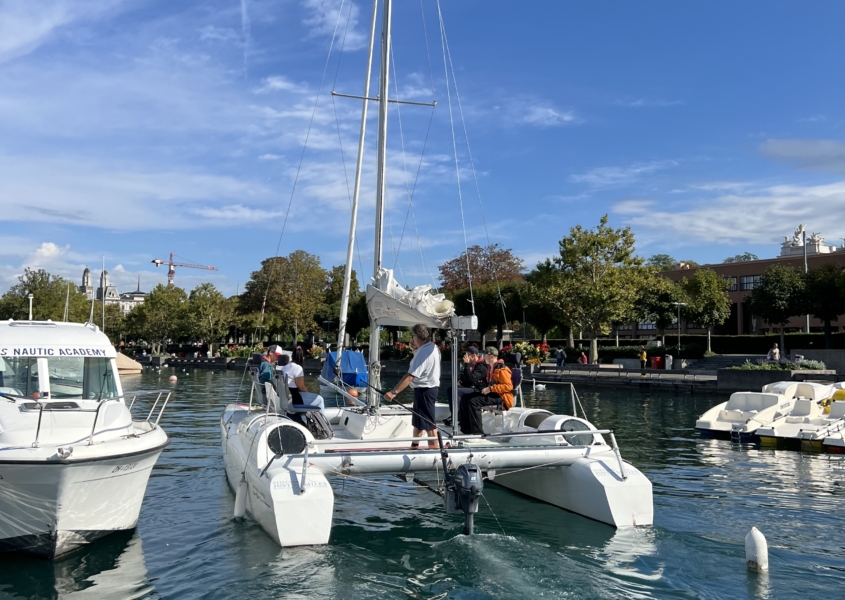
[234,478,247,518]
[745,527,769,571]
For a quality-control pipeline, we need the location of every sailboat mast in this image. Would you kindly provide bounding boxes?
[367,0,392,407]
[335,0,380,364]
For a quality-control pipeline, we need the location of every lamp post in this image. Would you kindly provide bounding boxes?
[27,292,34,320]
[672,302,687,360]
[803,228,810,333]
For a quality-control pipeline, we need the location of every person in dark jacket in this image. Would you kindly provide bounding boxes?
[445,346,488,426]
[458,347,514,435]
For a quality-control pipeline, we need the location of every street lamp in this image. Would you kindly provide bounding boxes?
[672,302,687,360]
[27,292,34,321]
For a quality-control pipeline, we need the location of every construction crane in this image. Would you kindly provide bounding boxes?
[151,253,218,286]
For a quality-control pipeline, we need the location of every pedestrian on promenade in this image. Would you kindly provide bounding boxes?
[382,324,440,449]
[554,347,566,372]
[767,343,780,362]
[639,346,648,370]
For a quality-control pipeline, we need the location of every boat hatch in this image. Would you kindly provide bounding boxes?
[268,424,308,455]
[523,411,554,429]
[560,419,596,446]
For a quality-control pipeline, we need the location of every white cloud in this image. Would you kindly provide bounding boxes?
[613,181,845,246]
[0,0,126,63]
[258,153,283,160]
[570,160,678,187]
[521,105,575,127]
[302,0,367,51]
[253,75,307,94]
[759,139,845,174]
[615,98,684,108]
[199,25,240,44]
[797,115,826,123]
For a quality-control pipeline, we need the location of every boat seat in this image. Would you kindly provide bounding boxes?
[724,392,780,413]
[829,402,845,419]
[267,382,321,416]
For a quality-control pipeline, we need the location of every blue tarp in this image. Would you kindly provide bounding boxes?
[320,351,369,387]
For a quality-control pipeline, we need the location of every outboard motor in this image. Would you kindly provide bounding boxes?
[445,463,483,535]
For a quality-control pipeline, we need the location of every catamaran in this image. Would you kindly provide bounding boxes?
[220,0,653,547]
[0,319,169,558]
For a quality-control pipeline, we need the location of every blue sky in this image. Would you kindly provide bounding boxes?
[1,0,844,297]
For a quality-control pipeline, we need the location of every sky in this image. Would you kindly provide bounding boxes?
[1,0,844,297]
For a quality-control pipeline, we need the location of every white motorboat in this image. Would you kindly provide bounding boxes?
[0,320,169,558]
[695,381,831,442]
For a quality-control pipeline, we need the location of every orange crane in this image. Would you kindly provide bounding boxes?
[151,253,218,286]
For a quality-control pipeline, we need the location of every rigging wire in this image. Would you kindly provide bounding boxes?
[254,0,348,338]
[435,0,474,315]
[438,0,511,325]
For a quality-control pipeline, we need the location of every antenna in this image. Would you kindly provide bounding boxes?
[63,283,70,322]
[101,257,106,334]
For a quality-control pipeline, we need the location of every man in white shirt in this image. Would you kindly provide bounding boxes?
[383,323,440,449]
[276,352,325,413]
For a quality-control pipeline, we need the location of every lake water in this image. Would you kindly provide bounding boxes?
[1,369,844,599]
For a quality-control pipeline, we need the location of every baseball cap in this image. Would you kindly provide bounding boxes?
[466,346,479,355]
[484,346,499,356]
[267,344,283,356]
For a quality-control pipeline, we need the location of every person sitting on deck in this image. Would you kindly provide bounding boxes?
[258,346,281,385]
[445,346,488,427]
[278,354,325,413]
[458,347,513,435]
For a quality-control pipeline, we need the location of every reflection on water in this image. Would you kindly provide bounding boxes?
[0,531,153,600]
[2,370,845,599]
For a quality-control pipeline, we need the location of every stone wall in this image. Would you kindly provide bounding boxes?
[716,368,837,392]
[792,349,845,375]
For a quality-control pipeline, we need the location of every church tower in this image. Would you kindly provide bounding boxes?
[79,267,94,300]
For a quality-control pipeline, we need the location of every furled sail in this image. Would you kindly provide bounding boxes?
[366,269,455,328]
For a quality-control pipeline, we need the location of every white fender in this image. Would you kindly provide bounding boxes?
[745,527,769,571]
[233,478,247,518]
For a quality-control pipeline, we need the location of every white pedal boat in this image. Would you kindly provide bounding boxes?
[695,381,831,442]
[0,320,169,558]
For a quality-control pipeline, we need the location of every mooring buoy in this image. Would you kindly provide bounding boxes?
[745,527,769,571]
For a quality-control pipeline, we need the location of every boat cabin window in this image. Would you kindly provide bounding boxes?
[0,357,38,397]
[47,357,118,399]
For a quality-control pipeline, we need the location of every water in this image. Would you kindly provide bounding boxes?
[2,370,844,599]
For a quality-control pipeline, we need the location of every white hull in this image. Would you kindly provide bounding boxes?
[221,401,653,548]
[0,432,166,558]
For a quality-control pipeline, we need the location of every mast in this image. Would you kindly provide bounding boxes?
[335,0,380,369]
[367,0,392,408]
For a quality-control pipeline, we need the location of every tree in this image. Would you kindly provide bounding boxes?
[239,251,328,340]
[452,282,523,348]
[0,268,90,322]
[680,268,731,354]
[316,265,361,345]
[723,252,759,264]
[187,283,235,354]
[126,284,189,354]
[805,264,845,349]
[749,264,804,355]
[634,276,687,344]
[438,244,524,292]
[646,254,677,272]
[538,215,652,362]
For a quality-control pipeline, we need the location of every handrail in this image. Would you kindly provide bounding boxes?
[88,398,121,446]
[314,428,615,445]
[32,401,45,448]
[144,392,172,428]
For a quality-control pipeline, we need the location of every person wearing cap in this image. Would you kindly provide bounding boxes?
[458,347,513,435]
[277,353,326,413]
[382,324,440,449]
[259,345,283,386]
[445,345,488,427]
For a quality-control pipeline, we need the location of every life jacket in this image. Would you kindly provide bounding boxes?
[489,362,514,409]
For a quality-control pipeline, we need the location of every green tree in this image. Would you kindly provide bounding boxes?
[723,252,759,264]
[805,264,845,349]
[635,276,687,344]
[438,244,524,292]
[187,283,235,354]
[749,264,804,355]
[540,215,652,362]
[452,282,524,348]
[126,284,189,354]
[316,265,361,345]
[680,268,731,354]
[0,268,90,322]
[239,251,328,341]
[646,254,677,272]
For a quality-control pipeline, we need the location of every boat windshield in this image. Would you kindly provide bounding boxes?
[0,357,38,398]
[47,357,118,399]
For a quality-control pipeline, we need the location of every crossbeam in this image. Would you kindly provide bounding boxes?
[331,90,436,107]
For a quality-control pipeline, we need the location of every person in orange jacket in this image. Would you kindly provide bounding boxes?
[458,347,513,435]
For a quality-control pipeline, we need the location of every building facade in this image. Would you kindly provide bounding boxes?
[79,269,146,315]
[616,225,845,338]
